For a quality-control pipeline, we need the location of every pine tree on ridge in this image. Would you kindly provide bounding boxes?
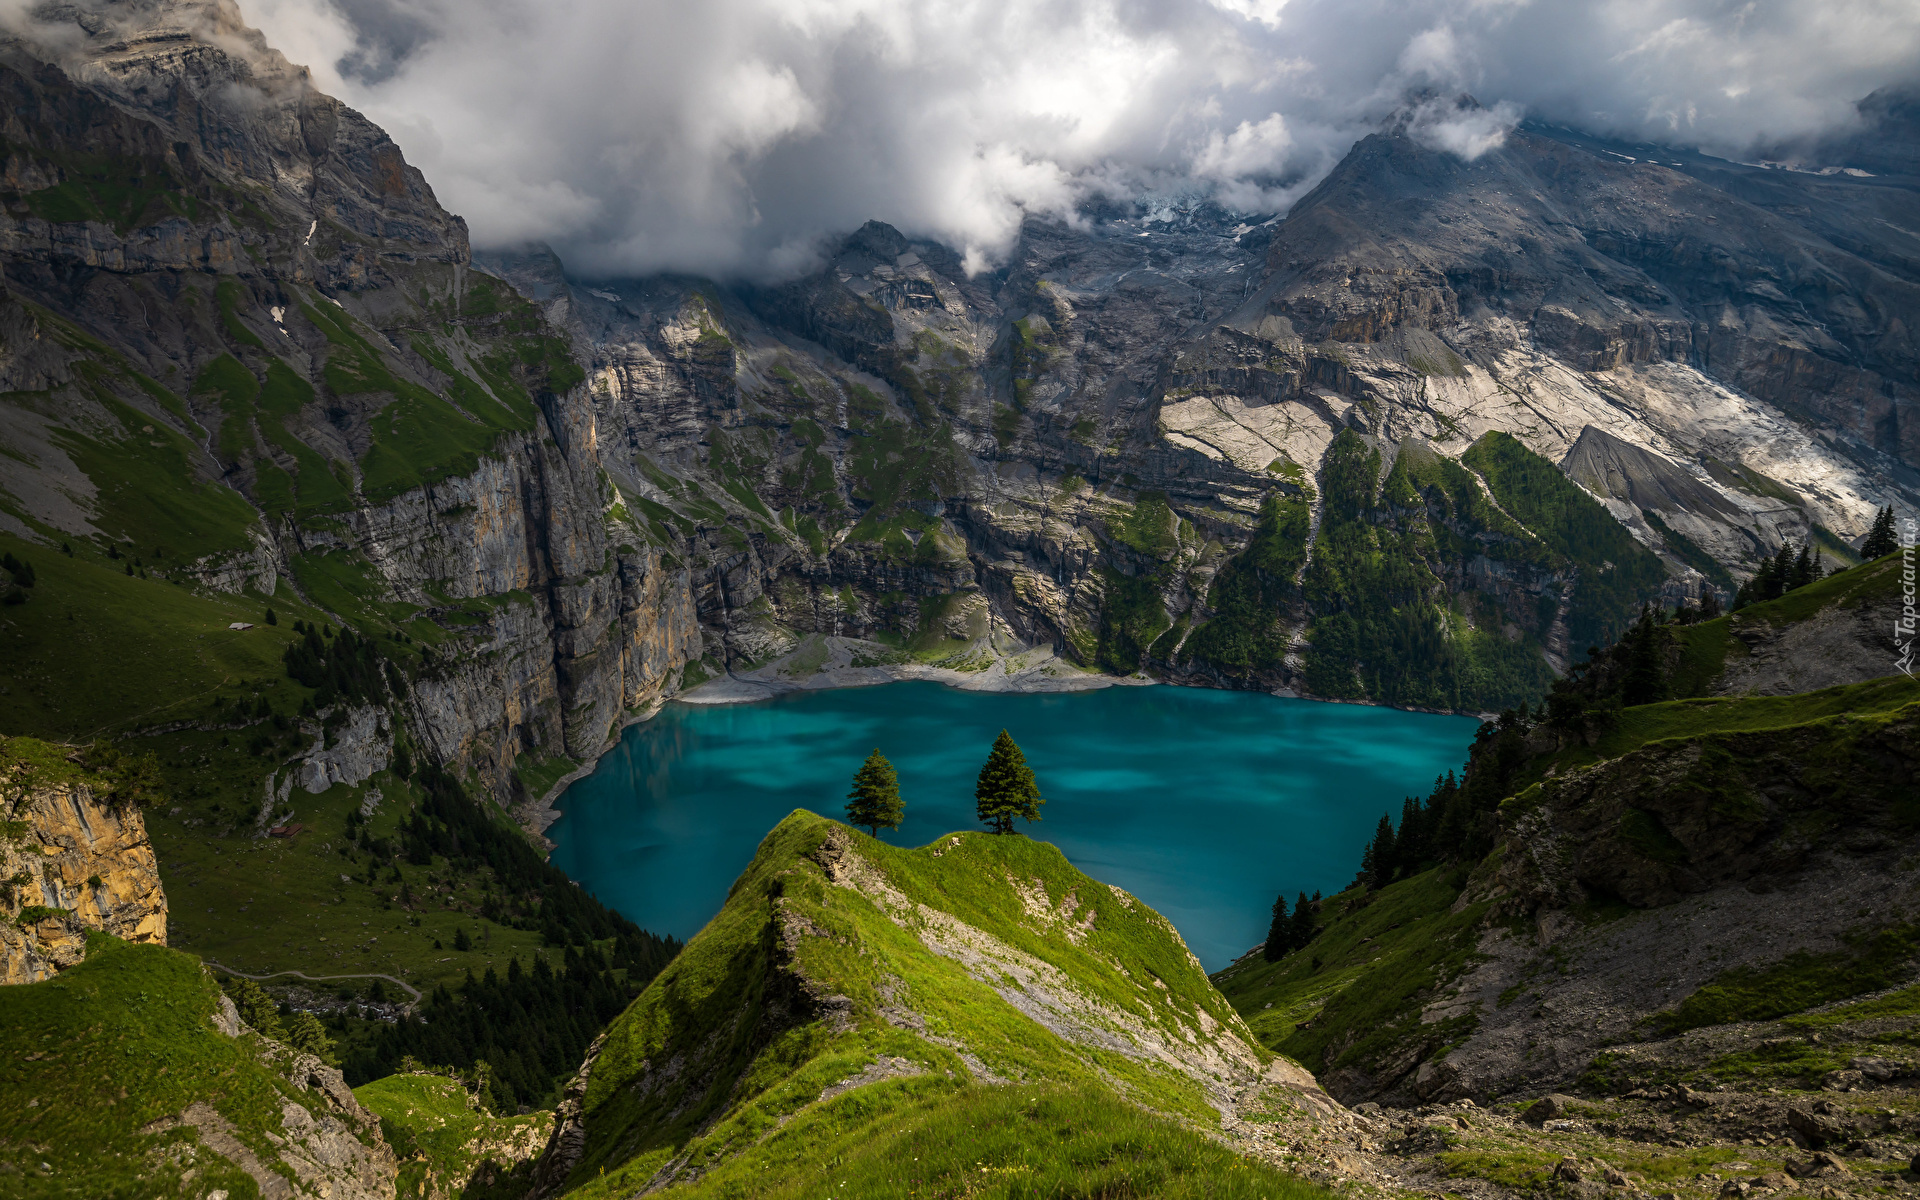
[975,730,1044,834]
[845,748,905,837]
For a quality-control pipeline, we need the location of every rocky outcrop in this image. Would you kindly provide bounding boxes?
[523,1033,604,1199]
[1271,687,1920,1110]
[1,761,167,984]
[143,984,399,1200]
[1718,595,1905,696]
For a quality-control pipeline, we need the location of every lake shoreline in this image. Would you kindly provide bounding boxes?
[522,634,1496,847]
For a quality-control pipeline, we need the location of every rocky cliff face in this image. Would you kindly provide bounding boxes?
[485,97,1919,715]
[1,739,167,984]
[0,0,699,807]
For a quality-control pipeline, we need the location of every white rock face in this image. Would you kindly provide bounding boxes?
[296,705,390,794]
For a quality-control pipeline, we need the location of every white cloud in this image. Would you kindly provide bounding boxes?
[1194,114,1293,179]
[233,0,1920,279]
[1407,96,1524,160]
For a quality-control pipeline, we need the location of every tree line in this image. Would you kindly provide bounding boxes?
[352,946,635,1111]
[221,945,638,1112]
[282,620,406,712]
[396,760,682,966]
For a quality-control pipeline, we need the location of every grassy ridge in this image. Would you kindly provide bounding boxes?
[1219,681,1920,1070]
[1554,675,1920,772]
[1664,551,1906,697]
[1216,552,1919,1091]
[0,935,342,1199]
[560,811,1315,1197]
[569,1082,1328,1200]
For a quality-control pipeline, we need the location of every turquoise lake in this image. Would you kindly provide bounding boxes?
[548,682,1480,970]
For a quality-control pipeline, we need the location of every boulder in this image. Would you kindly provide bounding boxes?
[1523,1093,1583,1127]
[1849,1056,1905,1082]
[1788,1107,1857,1147]
[1786,1152,1847,1179]
[1413,1056,1465,1101]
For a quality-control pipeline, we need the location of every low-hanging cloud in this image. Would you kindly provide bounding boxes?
[237,0,1920,281]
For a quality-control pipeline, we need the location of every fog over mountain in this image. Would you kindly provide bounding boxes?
[236,0,1919,280]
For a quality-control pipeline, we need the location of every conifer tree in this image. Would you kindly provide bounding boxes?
[1363,814,1396,887]
[223,978,285,1041]
[1862,505,1899,560]
[975,730,1044,834]
[845,749,905,837]
[1396,795,1426,876]
[1621,604,1668,707]
[1789,542,1816,590]
[286,1011,336,1063]
[1262,893,1291,962]
[1287,891,1315,948]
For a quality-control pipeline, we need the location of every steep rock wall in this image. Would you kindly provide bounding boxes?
[0,1,700,809]
[1,775,167,984]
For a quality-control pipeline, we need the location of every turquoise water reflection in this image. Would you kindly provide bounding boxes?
[548,682,1479,970]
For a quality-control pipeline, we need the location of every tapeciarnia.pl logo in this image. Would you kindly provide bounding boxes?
[1900,518,1916,678]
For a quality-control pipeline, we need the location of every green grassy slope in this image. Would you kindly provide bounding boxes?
[1218,685,1920,1074]
[550,810,1335,1199]
[0,530,324,741]
[1461,431,1668,650]
[0,528,553,995]
[151,762,551,995]
[0,934,380,1199]
[1664,550,1907,696]
[1550,674,1919,771]
[1210,867,1489,1078]
[354,1072,551,1200]
[574,1082,1326,1200]
[1214,553,1920,1090]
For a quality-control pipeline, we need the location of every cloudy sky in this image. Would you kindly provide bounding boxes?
[239,0,1920,281]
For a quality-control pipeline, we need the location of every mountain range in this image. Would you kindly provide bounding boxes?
[0,2,1915,1198]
